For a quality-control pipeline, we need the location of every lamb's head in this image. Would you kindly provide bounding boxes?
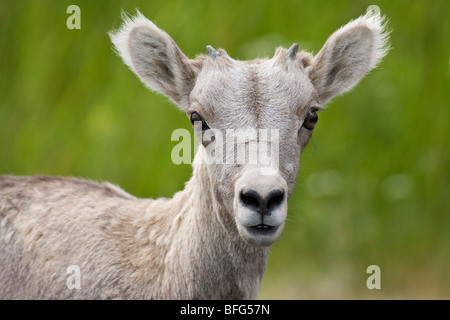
[110,11,389,247]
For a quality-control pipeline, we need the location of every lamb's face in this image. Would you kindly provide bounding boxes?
[188,51,319,246]
[111,11,389,246]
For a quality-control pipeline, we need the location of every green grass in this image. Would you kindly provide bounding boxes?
[1,0,449,299]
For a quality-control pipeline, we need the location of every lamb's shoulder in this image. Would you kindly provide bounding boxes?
[0,174,135,200]
[0,175,161,298]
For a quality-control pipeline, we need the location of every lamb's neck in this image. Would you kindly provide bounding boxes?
[167,158,269,299]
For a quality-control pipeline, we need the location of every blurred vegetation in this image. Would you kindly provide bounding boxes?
[0,0,448,299]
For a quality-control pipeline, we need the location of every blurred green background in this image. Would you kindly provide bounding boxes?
[0,0,448,299]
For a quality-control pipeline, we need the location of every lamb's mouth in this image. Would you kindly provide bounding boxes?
[237,221,284,246]
[246,224,279,236]
[252,224,274,230]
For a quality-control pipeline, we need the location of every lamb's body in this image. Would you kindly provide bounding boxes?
[0,168,266,299]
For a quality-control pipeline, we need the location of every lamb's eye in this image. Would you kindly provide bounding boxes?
[302,109,319,130]
[190,112,210,131]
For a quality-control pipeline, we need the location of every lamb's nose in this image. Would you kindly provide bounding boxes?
[240,188,285,215]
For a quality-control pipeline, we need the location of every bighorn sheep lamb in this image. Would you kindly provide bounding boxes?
[0,11,389,299]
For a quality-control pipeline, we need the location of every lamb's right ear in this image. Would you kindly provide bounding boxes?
[109,12,202,109]
[307,11,390,104]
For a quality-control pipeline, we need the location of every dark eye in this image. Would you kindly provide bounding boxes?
[302,109,319,130]
[190,112,210,131]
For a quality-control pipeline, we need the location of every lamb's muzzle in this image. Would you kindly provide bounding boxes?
[234,169,288,246]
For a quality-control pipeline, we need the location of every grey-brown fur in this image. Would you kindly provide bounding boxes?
[0,11,389,299]
[0,173,266,299]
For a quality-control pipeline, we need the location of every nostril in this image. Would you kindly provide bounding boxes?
[266,189,285,210]
[240,188,285,214]
[240,189,262,210]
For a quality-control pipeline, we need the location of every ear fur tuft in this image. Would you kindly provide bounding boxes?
[307,11,390,104]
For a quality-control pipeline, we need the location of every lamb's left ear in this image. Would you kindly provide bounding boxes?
[307,11,390,104]
[109,12,202,109]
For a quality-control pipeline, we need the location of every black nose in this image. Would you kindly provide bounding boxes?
[240,188,285,215]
